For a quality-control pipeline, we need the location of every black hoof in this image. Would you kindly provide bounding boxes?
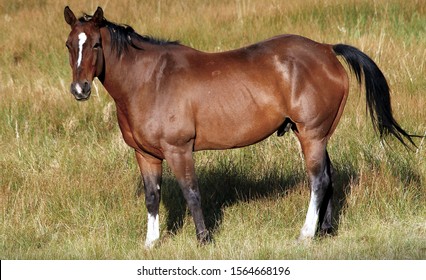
[197,230,211,245]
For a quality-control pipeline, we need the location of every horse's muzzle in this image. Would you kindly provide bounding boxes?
[70,81,91,101]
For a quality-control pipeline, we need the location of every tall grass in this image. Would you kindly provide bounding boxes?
[0,0,425,259]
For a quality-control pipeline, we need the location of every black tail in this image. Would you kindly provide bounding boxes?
[333,44,417,148]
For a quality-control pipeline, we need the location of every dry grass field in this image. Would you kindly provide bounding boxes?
[0,0,425,259]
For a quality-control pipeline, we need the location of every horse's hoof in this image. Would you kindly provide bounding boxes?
[297,234,314,245]
[144,239,158,249]
[197,230,211,245]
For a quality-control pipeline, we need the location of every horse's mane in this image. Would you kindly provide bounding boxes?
[79,14,180,56]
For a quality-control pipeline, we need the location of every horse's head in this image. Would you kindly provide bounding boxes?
[64,6,104,101]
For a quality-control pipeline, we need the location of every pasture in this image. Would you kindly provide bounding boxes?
[0,0,425,259]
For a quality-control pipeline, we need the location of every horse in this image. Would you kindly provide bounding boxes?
[64,6,417,248]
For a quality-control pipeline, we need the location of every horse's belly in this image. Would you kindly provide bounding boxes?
[193,108,284,151]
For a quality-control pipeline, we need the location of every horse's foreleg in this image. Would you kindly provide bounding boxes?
[164,145,209,244]
[298,139,333,240]
[135,151,163,249]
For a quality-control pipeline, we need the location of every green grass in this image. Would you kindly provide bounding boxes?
[0,0,425,259]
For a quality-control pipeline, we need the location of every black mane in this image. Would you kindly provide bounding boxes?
[79,14,180,56]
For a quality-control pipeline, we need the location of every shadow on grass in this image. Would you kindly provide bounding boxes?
[155,159,360,241]
[166,166,302,236]
[328,163,359,235]
[325,148,423,236]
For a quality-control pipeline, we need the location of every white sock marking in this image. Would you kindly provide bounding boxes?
[300,191,319,239]
[77,32,87,68]
[145,213,159,248]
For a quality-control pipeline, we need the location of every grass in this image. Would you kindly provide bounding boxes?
[0,0,425,259]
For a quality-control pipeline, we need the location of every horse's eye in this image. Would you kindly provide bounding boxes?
[65,43,71,49]
[93,42,101,49]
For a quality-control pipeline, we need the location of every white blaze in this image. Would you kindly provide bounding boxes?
[77,32,87,68]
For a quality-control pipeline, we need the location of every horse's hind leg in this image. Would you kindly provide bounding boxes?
[318,152,334,235]
[297,138,333,240]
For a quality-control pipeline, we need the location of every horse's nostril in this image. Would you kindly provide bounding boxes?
[83,83,87,91]
[83,81,91,92]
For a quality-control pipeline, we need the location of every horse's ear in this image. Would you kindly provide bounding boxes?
[93,6,104,27]
[64,6,77,27]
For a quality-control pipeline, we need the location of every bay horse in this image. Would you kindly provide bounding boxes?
[64,6,416,248]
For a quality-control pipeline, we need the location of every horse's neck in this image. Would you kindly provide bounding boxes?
[100,38,161,110]
[100,51,126,102]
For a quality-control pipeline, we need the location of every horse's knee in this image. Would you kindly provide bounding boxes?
[183,188,202,209]
[145,190,160,213]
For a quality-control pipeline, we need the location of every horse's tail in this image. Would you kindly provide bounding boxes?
[333,44,417,148]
